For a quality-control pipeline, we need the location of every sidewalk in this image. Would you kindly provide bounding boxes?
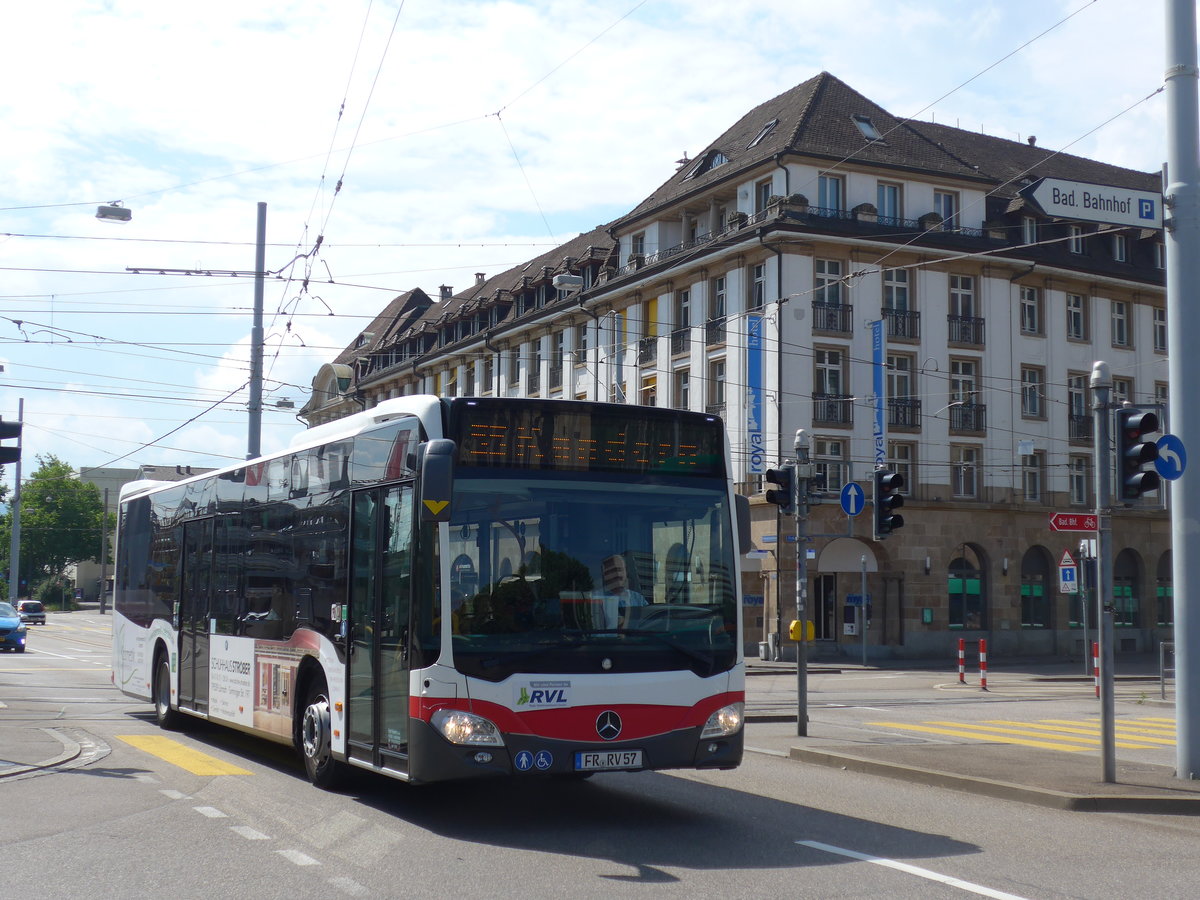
[743,656,1200,814]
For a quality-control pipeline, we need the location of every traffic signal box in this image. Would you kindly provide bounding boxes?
[764,464,796,516]
[0,420,20,465]
[1116,408,1160,501]
[872,468,905,540]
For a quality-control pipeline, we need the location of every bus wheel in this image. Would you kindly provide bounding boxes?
[300,680,345,789]
[153,655,181,730]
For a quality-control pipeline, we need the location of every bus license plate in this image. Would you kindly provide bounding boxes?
[575,750,643,771]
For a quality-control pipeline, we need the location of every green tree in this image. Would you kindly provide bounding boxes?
[0,455,112,602]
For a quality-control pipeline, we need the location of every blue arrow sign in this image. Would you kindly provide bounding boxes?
[1156,433,1186,480]
[840,482,865,516]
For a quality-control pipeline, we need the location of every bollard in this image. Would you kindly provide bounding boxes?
[958,638,966,684]
[1093,641,1100,698]
[979,638,988,691]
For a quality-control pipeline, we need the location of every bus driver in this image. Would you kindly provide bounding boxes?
[601,554,647,627]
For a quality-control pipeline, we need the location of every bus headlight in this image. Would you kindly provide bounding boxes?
[700,701,744,739]
[431,709,505,746]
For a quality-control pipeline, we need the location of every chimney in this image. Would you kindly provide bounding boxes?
[439,285,453,300]
[1027,135,1037,146]
[475,272,486,286]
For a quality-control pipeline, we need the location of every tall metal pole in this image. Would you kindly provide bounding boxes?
[98,487,109,615]
[861,554,868,667]
[247,201,267,460]
[6,398,22,604]
[1091,362,1117,783]
[794,429,811,736]
[1165,0,1200,781]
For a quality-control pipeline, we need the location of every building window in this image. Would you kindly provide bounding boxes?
[853,114,883,142]
[1021,366,1044,418]
[877,182,902,222]
[1019,286,1042,335]
[707,359,726,412]
[1021,216,1038,245]
[818,174,844,211]
[673,368,690,410]
[949,274,975,317]
[1153,307,1167,353]
[749,263,767,310]
[1112,377,1132,407]
[631,232,646,257]
[507,349,520,389]
[815,259,843,305]
[709,276,727,320]
[1066,292,1088,341]
[952,445,978,498]
[674,288,691,328]
[1022,451,1044,502]
[747,118,779,149]
[934,190,959,230]
[813,438,846,494]
[1069,225,1084,254]
[1068,373,1090,442]
[888,441,915,494]
[1155,381,1169,407]
[1113,233,1128,262]
[883,268,910,311]
[887,354,919,427]
[640,375,657,407]
[950,358,977,404]
[482,357,494,395]
[1111,300,1130,348]
[815,348,844,396]
[1155,242,1165,269]
[1070,455,1090,506]
[756,179,774,213]
[575,321,589,358]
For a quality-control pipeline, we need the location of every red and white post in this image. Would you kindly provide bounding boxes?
[979,639,989,691]
[958,638,966,684]
[1093,641,1100,698]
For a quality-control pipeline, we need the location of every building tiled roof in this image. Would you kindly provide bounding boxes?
[331,288,433,364]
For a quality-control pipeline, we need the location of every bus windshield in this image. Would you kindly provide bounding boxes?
[446,470,738,681]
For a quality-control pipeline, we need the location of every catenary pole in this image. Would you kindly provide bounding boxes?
[1165,0,1200,780]
[794,429,811,737]
[1091,362,1116,783]
[6,398,22,604]
[247,202,267,460]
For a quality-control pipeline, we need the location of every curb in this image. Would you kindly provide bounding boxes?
[787,746,1200,815]
[0,728,83,780]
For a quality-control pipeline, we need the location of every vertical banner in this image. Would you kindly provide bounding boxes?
[872,318,886,467]
[746,314,765,474]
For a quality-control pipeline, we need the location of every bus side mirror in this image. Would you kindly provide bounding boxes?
[418,439,455,522]
[735,494,752,555]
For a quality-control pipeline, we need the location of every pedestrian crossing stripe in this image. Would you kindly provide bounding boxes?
[117,735,253,775]
[868,718,1177,753]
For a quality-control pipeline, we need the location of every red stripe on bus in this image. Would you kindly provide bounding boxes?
[410,691,743,741]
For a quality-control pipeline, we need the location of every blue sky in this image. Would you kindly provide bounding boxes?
[0,0,1173,483]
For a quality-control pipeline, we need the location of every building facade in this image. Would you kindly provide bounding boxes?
[302,73,1171,661]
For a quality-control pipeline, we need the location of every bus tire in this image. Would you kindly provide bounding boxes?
[300,679,345,789]
[153,653,181,730]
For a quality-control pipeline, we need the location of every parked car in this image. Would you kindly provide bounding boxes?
[16,600,45,625]
[0,602,27,652]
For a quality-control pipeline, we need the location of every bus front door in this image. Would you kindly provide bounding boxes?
[347,484,414,770]
[179,518,214,714]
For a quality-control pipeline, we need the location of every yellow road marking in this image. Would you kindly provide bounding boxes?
[1034,719,1177,744]
[972,720,1162,749]
[117,735,253,775]
[868,721,1090,752]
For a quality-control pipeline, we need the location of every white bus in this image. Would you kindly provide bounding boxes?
[113,396,749,786]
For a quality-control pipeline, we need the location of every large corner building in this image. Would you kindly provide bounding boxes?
[301,72,1170,661]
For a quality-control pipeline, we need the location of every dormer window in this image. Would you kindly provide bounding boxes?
[683,150,729,180]
[355,331,374,349]
[852,114,883,142]
[747,118,779,149]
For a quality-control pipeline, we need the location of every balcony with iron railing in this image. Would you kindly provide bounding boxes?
[705,317,726,346]
[949,402,987,433]
[638,335,657,365]
[528,370,540,394]
[705,402,726,419]
[948,314,985,346]
[549,365,563,391]
[812,393,854,426]
[887,397,922,429]
[1069,413,1093,444]
[812,301,853,333]
[884,308,921,340]
[671,327,689,355]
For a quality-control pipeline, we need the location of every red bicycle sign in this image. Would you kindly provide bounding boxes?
[1048,512,1098,532]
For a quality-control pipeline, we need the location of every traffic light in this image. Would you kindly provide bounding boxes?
[1116,407,1160,501]
[0,420,20,465]
[764,464,796,515]
[873,468,905,540]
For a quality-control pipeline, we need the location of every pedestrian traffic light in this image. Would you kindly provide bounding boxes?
[1116,407,1160,501]
[873,468,904,539]
[0,420,20,466]
[764,464,796,515]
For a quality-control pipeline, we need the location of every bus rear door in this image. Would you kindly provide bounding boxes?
[347,484,414,772]
[179,518,213,714]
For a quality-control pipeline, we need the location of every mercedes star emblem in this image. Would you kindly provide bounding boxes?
[596,710,622,741]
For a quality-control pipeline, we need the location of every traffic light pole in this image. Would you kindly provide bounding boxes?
[1091,362,1117,783]
[5,399,21,605]
[794,430,811,737]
